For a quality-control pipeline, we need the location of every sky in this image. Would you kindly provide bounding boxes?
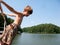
[1,0,60,28]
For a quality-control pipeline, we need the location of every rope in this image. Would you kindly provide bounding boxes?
[0,2,6,31]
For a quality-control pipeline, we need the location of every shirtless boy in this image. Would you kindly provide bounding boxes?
[0,0,33,45]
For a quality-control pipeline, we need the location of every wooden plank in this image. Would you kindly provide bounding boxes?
[0,34,1,35]
[0,31,3,34]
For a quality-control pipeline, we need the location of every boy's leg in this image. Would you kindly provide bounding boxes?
[0,41,5,45]
[2,25,11,45]
[6,29,13,45]
[0,29,6,39]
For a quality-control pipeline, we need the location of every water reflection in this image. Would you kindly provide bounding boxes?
[12,33,60,45]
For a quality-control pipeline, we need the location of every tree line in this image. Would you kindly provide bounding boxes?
[23,23,60,34]
[0,13,23,33]
[0,13,60,34]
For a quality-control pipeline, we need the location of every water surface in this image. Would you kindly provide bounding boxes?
[12,33,60,45]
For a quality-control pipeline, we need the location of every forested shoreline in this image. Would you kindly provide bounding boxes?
[0,14,60,34]
[23,24,60,34]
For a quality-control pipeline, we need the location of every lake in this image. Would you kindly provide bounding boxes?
[12,33,60,45]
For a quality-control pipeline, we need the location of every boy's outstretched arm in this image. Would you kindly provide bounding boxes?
[3,12,16,17]
[1,1,22,15]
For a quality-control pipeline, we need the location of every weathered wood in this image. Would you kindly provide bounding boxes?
[0,31,3,34]
[0,35,1,36]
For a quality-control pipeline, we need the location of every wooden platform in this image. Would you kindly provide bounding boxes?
[0,31,3,37]
[0,31,3,34]
[0,35,1,37]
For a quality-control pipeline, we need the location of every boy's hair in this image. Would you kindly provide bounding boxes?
[24,5,33,14]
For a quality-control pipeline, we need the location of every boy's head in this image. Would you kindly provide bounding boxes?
[23,5,33,16]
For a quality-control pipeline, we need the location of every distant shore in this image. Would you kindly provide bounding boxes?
[23,23,60,34]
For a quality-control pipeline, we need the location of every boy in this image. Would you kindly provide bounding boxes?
[0,1,33,45]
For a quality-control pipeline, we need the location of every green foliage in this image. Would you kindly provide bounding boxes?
[0,13,14,28]
[0,14,23,33]
[23,23,60,34]
[0,14,4,27]
[6,18,14,25]
[0,13,7,26]
[0,13,7,30]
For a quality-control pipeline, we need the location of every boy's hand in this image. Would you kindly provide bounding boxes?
[0,0,3,3]
[0,0,3,1]
[0,0,3,10]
